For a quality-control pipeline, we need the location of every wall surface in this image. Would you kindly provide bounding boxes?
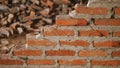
[0,0,120,68]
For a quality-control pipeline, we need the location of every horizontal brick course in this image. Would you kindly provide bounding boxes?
[58,60,87,65]
[56,19,87,26]
[0,59,23,65]
[76,6,108,15]
[44,30,74,36]
[112,51,120,57]
[46,50,75,56]
[27,59,54,65]
[27,39,56,46]
[79,50,108,57]
[60,40,89,46]
[113,31,120,36]
[94,19,120,26]
[94,41,120,47]
[13,50,42,56]
[91,60,120,66]
[79,30,109,36]
[115,7,120,15]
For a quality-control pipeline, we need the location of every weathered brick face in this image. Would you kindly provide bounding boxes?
[56,18,87,26]
[1,0,120,68]
[115,7,120,15]
[76,7,108,15]
[94,19,120,26]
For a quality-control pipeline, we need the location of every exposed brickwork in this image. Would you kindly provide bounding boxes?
[94,41,120,47]
[27,39,56,46]
[76,6,108,15]
[58,60,87,65]
[27,60,55,65]
[1,0,120,68]
[112,51,120,57]
[113,31,120,36]
[46,50,75,56]
[56,19,87,26]
[60,40,89,46]
[91,60,120,66]
[44,29,74,36]
[115,7,120,15]
[13,50,42,56]
[79,50,108,57]
[0,59,23,65]
[94,19,120,26]
[79,30,109,36]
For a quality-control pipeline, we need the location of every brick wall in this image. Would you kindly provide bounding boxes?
[0,0,120,68]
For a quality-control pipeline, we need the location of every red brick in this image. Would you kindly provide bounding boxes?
[47,0,54,8]
[91,60,120,66]
[60,40,89,46]
[44,30,74,36]
[58,60,87,65]
[23,16,34,21]
[76,6,108,15]
[56,19,87,26]
[0,59,23,65]
[113,31,120,36]
[112,51,120,57]
[79,30,109,36]
[94,41,120,47]
[27,39,56,46]
[23,11,35,21]
[13,50,42,56]
[23,16,30,21]
[79,50,108,57]
[46,50,75,56]
[27,59,54,65]
[95,19,120,26]
[115,7,120,15]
